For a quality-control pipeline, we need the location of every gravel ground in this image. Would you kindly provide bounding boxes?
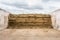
[0,29,60,40]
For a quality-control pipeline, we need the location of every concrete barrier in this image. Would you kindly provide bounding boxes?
[50,9,60,30]
[0,9,9,30]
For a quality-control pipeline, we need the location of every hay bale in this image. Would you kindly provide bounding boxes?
[8,14,52,29]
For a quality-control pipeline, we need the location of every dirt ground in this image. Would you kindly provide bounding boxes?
[0,29,60,40]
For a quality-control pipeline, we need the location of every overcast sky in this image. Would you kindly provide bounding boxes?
[0,0,60,14]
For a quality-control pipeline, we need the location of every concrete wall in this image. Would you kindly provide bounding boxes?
[0,10,9,30]
[50,9,60,30]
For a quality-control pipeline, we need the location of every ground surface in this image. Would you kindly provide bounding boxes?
[0,29,60,40]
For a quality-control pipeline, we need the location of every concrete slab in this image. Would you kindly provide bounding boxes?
[0,29,60,40]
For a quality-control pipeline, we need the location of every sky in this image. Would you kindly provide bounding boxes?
[0,0,60,14]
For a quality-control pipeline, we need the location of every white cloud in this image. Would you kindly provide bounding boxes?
[26,0,42,6]
[0,3,25,14]
[48,1,60,8]
[0,0,60,14]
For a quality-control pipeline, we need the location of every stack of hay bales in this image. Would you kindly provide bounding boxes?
[8,14,52,29]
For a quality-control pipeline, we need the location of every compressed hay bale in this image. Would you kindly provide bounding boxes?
[8,14,52,29]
